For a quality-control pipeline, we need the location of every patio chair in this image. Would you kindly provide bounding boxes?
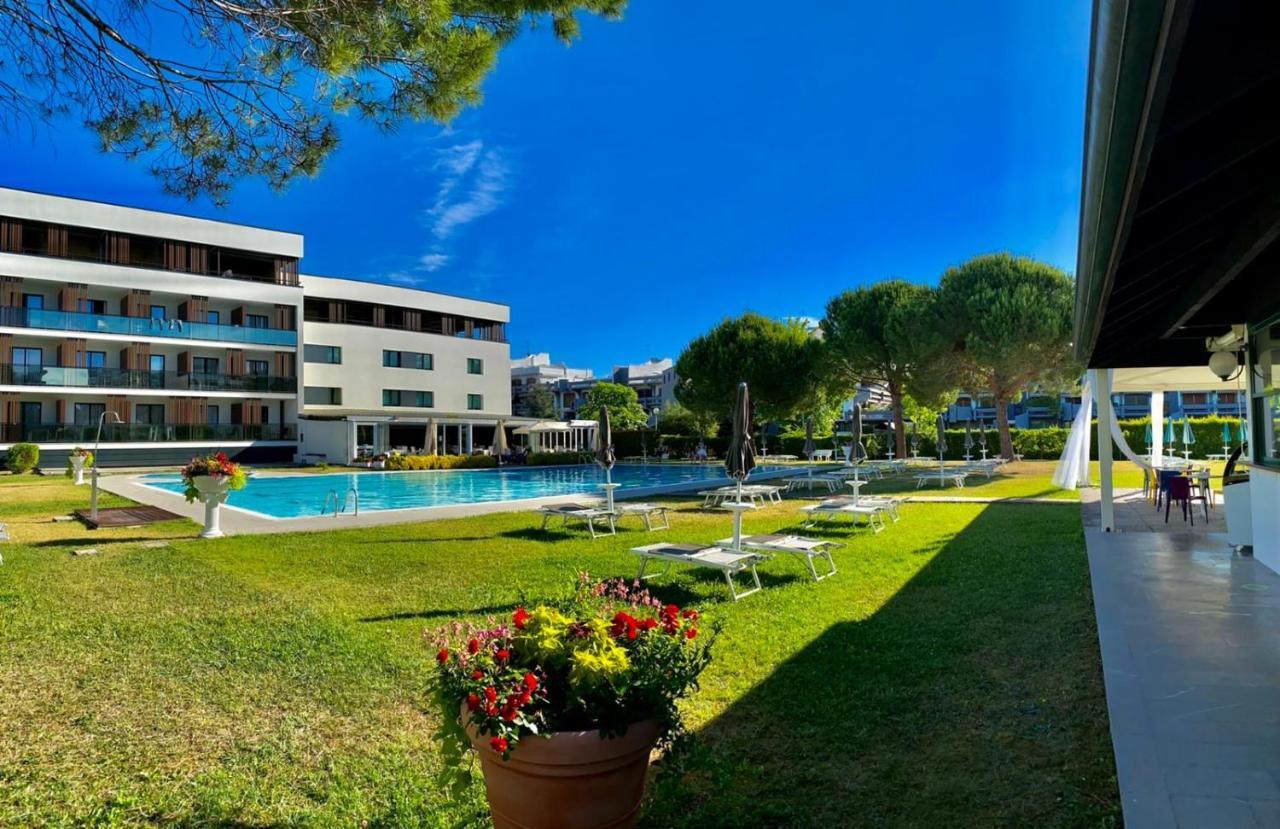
[537,502,616,538]
[715,533,840,581]
[1164,476,1199,525]
[825,494,904,522]
[630,542,765,600]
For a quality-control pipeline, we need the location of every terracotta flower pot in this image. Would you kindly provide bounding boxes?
[464,710,661,829]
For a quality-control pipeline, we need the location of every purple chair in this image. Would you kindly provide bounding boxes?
[1165,475,1194,525]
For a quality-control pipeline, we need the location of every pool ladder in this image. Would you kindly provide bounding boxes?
[321,488,360,517]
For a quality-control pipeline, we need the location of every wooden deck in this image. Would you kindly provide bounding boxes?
[75,506,184,529]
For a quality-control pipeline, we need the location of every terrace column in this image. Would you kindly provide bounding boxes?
[1093,369,1116,532]
[1150,391,1164,465]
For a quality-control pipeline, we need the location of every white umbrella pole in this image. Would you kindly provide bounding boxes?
[605,466,614,513]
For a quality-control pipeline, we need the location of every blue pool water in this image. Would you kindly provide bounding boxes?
[141,463,787,519]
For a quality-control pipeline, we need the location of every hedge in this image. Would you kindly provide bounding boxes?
[384,454,497,471]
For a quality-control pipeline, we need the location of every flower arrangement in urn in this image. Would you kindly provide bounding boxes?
[430,575,718,829]
[180,451,247,502]
[64,447,94,484]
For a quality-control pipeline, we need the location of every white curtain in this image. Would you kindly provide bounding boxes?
[1052,377,1094,489]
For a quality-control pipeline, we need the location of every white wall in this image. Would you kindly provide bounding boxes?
[297,419,352,463]
[1252,466,1280,572]
[302,322,511,416]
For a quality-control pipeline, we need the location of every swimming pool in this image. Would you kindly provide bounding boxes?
[140,463,790,519]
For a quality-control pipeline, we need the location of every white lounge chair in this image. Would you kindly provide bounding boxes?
[914,470,968,488]
[783,475,841,493]
[613,502,670,531]
[538,502,616,538]
[824,494,904,522]
[630,542,765,600]
[798,501,890,532]
[716,534,840,581]
[699,485,784,508]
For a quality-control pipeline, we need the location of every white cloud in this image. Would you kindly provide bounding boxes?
[430,142,510,240]
[418,253,450,272]
[384,271,422,286]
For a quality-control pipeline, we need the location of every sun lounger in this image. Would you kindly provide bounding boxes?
[914,471,967,488]
[784,475,841,493]
[699,485,784,508]
[613,502,670,531]
[538,502,616,538]
[824,495,904,522]
[716,533,840,581]
[630,542,765,600]
[798,501,890,532]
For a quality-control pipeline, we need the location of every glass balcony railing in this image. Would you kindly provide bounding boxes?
[0,365,297,393]
[1,422,296,444]
[0,306,297,347]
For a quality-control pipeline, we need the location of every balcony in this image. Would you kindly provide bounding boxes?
[1,422,296,444]
[0,306,297,347]
[0,365,297,394]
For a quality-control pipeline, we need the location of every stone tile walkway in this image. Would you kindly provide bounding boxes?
[1086,526,1280,827]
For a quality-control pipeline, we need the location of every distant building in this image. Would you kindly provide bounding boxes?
[611,358,676,425]
[945,388,1246,429]
[510,353,595,419]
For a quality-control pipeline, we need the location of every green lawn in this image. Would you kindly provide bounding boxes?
[0,472,1119,827]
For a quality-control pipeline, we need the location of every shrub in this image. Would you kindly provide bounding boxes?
[526,451,589,467]
[384,454,498,471]
[5,442,39,473]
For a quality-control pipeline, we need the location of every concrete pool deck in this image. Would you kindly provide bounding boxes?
[97,466,805,535]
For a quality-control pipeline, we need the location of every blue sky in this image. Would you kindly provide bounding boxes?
[0,1,1091,376]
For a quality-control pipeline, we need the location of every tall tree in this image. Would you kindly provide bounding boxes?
[517,383,558,419]
[577,382,648,430]
[0,0,625,203]
[821,281,941,459]
[656,401,719,439]
[675,314,828,425]
[935,253,1077,459]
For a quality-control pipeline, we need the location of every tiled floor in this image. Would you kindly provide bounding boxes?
[1085,518,1280,827]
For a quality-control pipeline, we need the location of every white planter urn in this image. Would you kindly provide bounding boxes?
[192,475,233,539]
[69,456,88,486]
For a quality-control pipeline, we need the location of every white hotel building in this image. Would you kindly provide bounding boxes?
[0,187,512,467]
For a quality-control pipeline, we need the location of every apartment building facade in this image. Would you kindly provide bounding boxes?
[0,187,511,467]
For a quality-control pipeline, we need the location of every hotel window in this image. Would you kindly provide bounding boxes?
[383,350,432,370]
[1182,393,1208,405]
[83,351,105,369]
[193,357,219,375]
[304,345,342,364]
[246,313,269,329]
[206,310,221,325]
[1219,393,1238,404]
[150,304,166,320]
[78,298,106,315]
[1250,320,1280,465]
[136,403,165,424]
[207,406,221,426]
[467,357,484,375]
[13,347,41,382]
[304,386,343,406]
[22,293,43,309]
[382,389,433,407]
[246,359,269,376]
[467,394,483,411]
[149,355,165,373]
[73,402,104,425]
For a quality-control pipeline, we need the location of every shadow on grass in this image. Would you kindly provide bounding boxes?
[642,502,1120,828]
[358,605,514,623]
[499,525,643,543]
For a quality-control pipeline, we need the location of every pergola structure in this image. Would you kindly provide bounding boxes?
[512,420,597,453]
[1076,1,1280,570]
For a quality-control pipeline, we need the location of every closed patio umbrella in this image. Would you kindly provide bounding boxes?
[963,423,974,458]
[910,420,919,455]
[424,417,438,456]
[1222,422,1232,446]
[850,403,867,464]
[1181,418,1195,459]
[935,414,947,474]
[492,419,508,459]
[594,406,617,512]
[1239,419,1249,445]
[802,416,817,479]
[724,382,756,548]
[1144,422,1153,449]
[1164,419,1175,445]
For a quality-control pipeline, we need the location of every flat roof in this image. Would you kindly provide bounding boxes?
[0,185,304,259]
[300,273,509,322]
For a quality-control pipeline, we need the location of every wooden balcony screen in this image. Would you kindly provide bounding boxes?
[0,276,21,306]
[0,220,22,252]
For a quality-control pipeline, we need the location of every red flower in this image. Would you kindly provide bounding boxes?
[640,618,659,631]
[685,627,698,640]
[503,708,518,722]
[495,648,510,662]
[467,639,480,654]
[484,686,498,702]
[436,648,450,664]
[485,703,498,716]
[490,736,509,753]
[682,609,699,621]
[471,670,484,681]
[663,604,680,619]
[519,691,532,705]
[513,607,531,630]
[466,693,480,711]
[523,673,539,691]
[611,611,639,639]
